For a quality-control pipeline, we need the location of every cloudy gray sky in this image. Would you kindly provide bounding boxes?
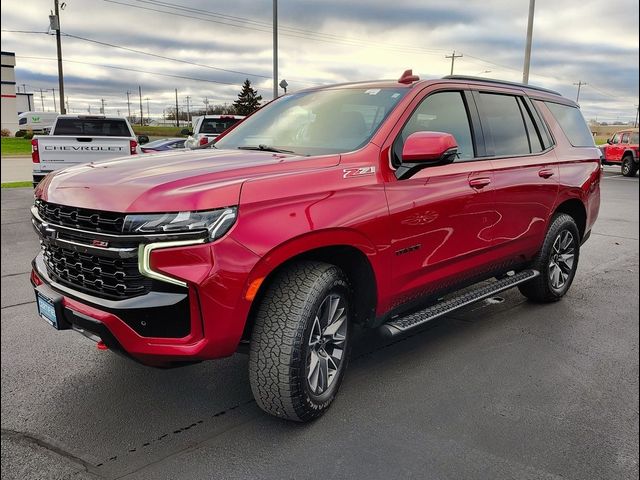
[1,0,638,122]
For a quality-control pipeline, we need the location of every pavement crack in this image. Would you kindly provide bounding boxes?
[591,231,639,241]
[1,300,35,309]
[1,428,103,478]
[95,398,256,470]
[1,270,30,278]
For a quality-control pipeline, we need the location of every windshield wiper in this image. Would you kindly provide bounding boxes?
[237,145,296,154]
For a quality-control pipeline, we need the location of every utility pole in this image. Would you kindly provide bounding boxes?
[203,97,209,115]
[20,83,26,94]
[175,88,179,127]
[185,95,191,124]
[272,0,278,100]
[145,97,150,120]
[522,0,536,84]
[126,91,132,121]
[100,98,106,114]
[445,50,463,76]
[51,0,66,114]
[138,86,144,126]
[51,88,57,112]
[574,81,587,103]
[634,105,639,128]
[65,96,69,112]
[38,89,45,111]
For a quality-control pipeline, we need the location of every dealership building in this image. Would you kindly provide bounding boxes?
[1,51,19,133]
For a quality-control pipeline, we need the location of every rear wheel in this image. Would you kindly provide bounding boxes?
[621,155,638,177]
[518,213,580,303]
[248,261,351,422]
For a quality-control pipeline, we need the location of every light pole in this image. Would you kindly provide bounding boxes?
[522,0,536,84]
[272,0,278,100]
[50,0,66,113]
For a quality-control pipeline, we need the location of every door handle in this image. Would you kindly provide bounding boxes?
[469,177,491,189]
[538,168,555,179]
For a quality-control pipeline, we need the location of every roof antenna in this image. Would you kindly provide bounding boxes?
[398,69,420,84]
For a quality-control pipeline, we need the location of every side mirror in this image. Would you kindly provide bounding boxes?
[606,138,612,144]
[137,135,149,145]
[396,131,458,180]
[180,128,192,136]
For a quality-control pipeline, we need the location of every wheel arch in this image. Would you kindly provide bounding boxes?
[553,198,587,240]
[241,233,381,342]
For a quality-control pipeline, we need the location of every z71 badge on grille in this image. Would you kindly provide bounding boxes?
[91,239,110,248]
[343,166,376,178]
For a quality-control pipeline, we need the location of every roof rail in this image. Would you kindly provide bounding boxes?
[442,75,562,96]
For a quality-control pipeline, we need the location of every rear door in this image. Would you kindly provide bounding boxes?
[383,87,498,308]
[474,90,559,261]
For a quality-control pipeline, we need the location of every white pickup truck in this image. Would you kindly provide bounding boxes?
[183,114,244,149]
[32,115,143,186]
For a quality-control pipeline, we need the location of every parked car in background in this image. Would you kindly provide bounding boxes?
[30,73,600,422]
[600,129,639,176]
[18,111,59,134]
[32,115,141,186]
[183,114,244,149]
[140,137,186,153]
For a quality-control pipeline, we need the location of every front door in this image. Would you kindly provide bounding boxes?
[383,89,497,310]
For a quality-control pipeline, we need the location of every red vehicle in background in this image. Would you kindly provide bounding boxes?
[600,129,639,176]
[31,72,601,422]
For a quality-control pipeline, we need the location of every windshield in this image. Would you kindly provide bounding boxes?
[214,87,407,155]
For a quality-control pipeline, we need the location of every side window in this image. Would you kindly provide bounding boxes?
[544,102,595,147]
[394,91,474,165]
[621,133,630,144]
[611,133,620,144]
[477,93,530,156]
[517,98,544,153]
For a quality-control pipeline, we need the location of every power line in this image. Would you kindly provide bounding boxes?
[102,0,447,55]
[16,55,236,85]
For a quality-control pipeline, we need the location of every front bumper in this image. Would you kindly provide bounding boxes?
[31,237,261,367]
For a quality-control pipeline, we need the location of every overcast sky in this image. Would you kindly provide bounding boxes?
[1,0,638,122]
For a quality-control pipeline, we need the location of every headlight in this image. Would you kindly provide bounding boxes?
[123,207,237,241]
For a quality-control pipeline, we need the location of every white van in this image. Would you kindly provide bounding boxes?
[18,111,59,134]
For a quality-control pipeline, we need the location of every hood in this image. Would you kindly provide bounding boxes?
[37,149,339,212]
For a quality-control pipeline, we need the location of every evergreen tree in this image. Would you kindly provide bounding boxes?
[232,79,263,115]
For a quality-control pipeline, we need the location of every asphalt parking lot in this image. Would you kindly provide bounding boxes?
[1,167,638,480]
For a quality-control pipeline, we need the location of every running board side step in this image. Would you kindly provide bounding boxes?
[380,269,540,337]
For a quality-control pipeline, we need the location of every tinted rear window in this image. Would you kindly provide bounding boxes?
[53,119,131,136]
[544,102,594,147]
[200,118,241,134]
[478,93,530,156]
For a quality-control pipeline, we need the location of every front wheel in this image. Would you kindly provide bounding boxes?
[249,261,351,422]
[518,213,580,303]
[621,156,638,177]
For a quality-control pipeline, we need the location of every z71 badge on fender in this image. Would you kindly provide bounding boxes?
[343,166,376,178]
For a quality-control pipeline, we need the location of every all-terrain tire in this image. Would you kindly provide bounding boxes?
[621,155,638,177]
[248,261,351,422]
[518,213,580,303]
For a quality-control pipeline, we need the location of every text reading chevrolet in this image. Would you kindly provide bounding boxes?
[31,72,601,421]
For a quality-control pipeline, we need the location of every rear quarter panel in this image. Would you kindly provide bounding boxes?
[535,100,601,235]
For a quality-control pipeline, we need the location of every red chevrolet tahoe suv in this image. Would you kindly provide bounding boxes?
[31,72,601,422]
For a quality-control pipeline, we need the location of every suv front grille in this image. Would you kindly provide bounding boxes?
[41,242,151,300]
[35,199,125,234]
